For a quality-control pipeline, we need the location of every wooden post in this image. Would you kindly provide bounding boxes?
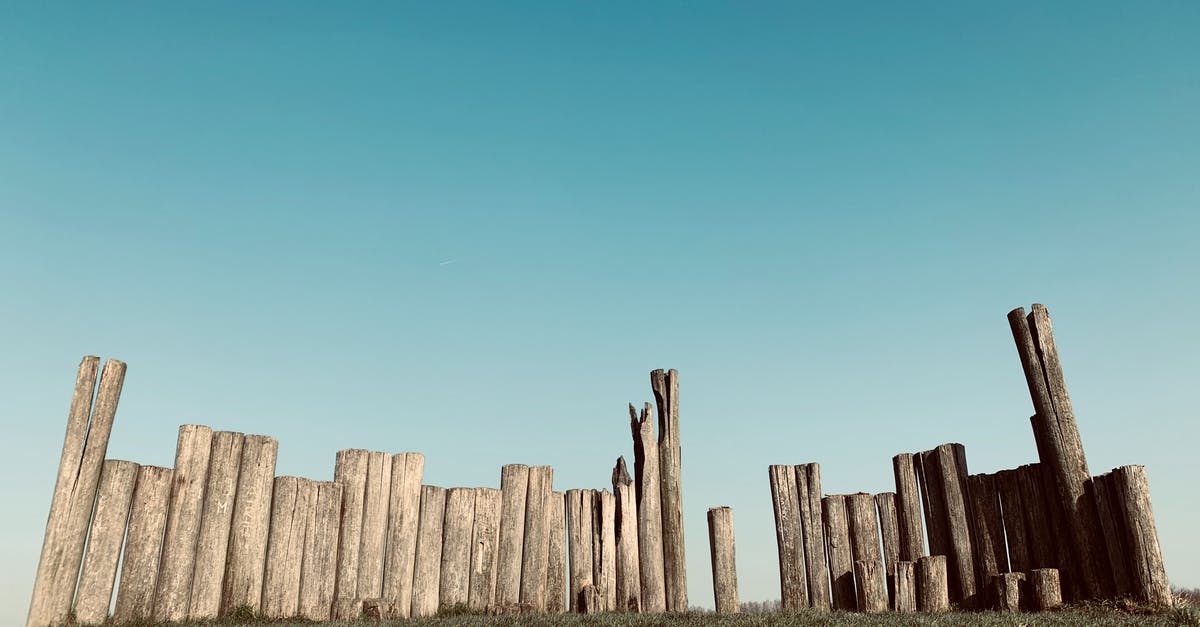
[298,481,343,621]
[854,560,887,613]
[916,554,949,612]
[595,489,617,610]
[916,449,949,559]
[875,492,900,608]
[822,495,855,610]
[580,584,602,614]
[496,464,529,606]
[28,357,123,627]
[967,473,1008,600]
[262,477,315,618]
[1111,465,1171,606]
[441,487,477,608]
[520,466,553,610]
[1017,464,1056,571]
[566,489,594,613]
[383,452,424,616]
[846,493,884,611]
[993,572,1025,612]
[1029,568,1063,610]
[1090,472,1133,597]
[922,443,978,606]
[358,451,392,599]
[332,448,368,616]
[630,402,666,612]
[893,453,926,562]
[768,464,807,610]
[113,465,173,621]
[154,424,213,621]
[796,463,830,609]
[651,368,687,611]
[411,485,446,617]
[613,458,640,612]
[547,490,568,613]
[73,460,138,625]
[995,469,1031,573]
[707,507,738,614]
[188,430,244,618]
[1030,432,1084,601]
[894,561,917,612]
[221,434,278,615]
[468,488,502,611]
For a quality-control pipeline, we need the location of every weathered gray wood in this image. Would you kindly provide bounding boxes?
[188,430,244,618]
[468,488,502,611]
[612,460,640,612]
[520,466,553,610]
[916,554,948,612]
[1090,472,1133,597]
[707,507,738,614]
[496,464,529,606]
[895,561,917,612]
[580,583,602,615]
[221,434,278,615]
[154,424,213,621]
[993,572,1025,612]
[262,477,315,618]
[74,460,138,625]
[892,454,925,562]
[650,368,687,612]
[923,444,978,606]
[411,485,446,617]
[822,495,855,610]
[113,465,173,622]
[854,560,887,613]
[383,452,424,616]
[967,473,1008,597]
[547,490,568,613]
[916,449,949,560]
[1029,568,1063,610]
[1112,465,1171,606]
[994,469,1030,573]
[566,489,594,612]
[441,487,476,608]
[358,450,392,599]
[629,402,666,612]
[875,492,900,608]
[846,493,885,611]
[768,465,807,610]
[332,448,369,616]
[298,481,342,621]
[795,463,830,610]
[594,489,617,611]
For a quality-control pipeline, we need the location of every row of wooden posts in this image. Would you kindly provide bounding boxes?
[768,305,1172,612]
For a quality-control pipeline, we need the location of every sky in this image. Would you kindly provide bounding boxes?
[1,2,1198,622]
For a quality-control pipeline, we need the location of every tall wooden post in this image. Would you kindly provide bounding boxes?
[468,488,502,610]
[188,431,244,618]
[1112,465,1171,605]
[630,402,666,612]
[822,495,855,610]
[1090,472,1133,596]
[707,507,738,614]
[496,464,529,606]
[73,460,138,625]
[892,453,925,562]
[332,448,368,616]
[651,368,687,611]
[566,489,594,613]
[383,452,424,616]
[154,424,213,621]
[875,492,900,608]
[262,477,315,618]
[795,463,830,609]
[846,493,884,611]
[411,485,446,617]
[520,466,554,610]
[967,473,1008,599]
[358,450,392,599]
[547,490,568,613]
[613,458,641,612]
[995,469,1031,573]
[441,487,477,608]
[921,443,977,607]
[113,465,173,621]
[768,465,807,610]
[221,434,278,614]
[298,481,343,621]
[595,489,617,611]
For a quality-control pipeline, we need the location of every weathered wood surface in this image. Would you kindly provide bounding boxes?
[994,572,1025,612]
[1016,464,1056,571]
[1035,448,1082,601]
[892,453,925,562]
[580,584,602,615]
[411,485,446,617]
[916,449,948,559]
[468,488,502,611]
[221,434,278,614]
[358,450,392,599]
[875,492,900,608]
[496,464,529,606]
[651,368,687,611]
[795,463,830,609]
[595,489,617,611]
[1090,471,1133,597]
[822,495,855,610]
[566,489,594,613]
[967,473,1008,595]
[994,469,1030,573]
[262,477,315,618]
[383,452,424,615]
[846,493,885,611]
[612,460,640,612]
[894,561,917,612]
[189,430,245,618]
[441,487,477,608]
[924,443,977,606]
[854,560,887,613]
[154,424,213,621]
[547,490,568,613]
[332,448,369,616]
[28,357,122,627]
[707,507,739,614]
[629,402,666,612]
[768,464,807,610]
[1030,568,1063,610]
[916,554,949,612]
[298,481,343,621]
[1112,465,1172,606]
[113,465,173,622]
[73,460,138,625]
[520,466,554,610]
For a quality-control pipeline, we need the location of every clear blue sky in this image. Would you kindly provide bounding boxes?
[1,2,1197,620]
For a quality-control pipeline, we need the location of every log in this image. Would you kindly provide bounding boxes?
[892,453,925,562]
[547,490,568,612]
[580,583,602,614]
[188,431,245,618]
[383,452,424,616]
[298,481,343,621]
[629,402,666,612]
[651,368,687,611]
[993,572,1025,612]
[822,495,855,610]
[1029,568,1063,610]
[73,460,138,625]
[468,488,502,611]
[28,357,122,627]
[994,469,1031,573]
[332,448,369,616]
[795,463,830,609]
[967,473,1008,598]
[916,554,948,612]
[1111,465,1171,605]
[875,492,900,608]
[520,466,553,610]
[846,493,885,611]
[612,460,640,612]
[854,560,887,613]
[894,561,917,612]
[262,477,315,618]
[923,444,977,606]
[358,450,392,599]
[495,464,529,606]
[595,489,617,611]
[441,487,476,608]
[1090,472,1133,597]
[565,489,594,612]
[916,449,948,558]
[221,434,278,614]
[707,507,738,614]
[411,485,446,617]
[113,465,173,621]
[1017,464,1056,571]
[154,424,213,621]
[768,464,807,610]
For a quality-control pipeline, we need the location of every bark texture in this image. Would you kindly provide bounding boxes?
[1030,568,1063,610]
[854,560,887,613]
[916,554,949,612]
